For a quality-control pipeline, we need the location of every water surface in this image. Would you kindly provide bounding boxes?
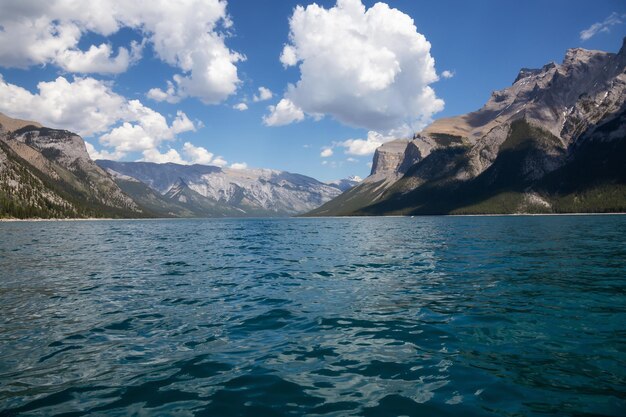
[0,216,625,416]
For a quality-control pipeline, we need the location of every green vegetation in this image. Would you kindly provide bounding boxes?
[0,140,147,219]
[536,127,626,213]
[549,184,626,213]
[430,133,467,147]
[499,118,561,152]
[305,180,388,216]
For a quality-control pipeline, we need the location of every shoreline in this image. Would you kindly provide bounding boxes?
[1,212,625,222]
[306,212,626,219]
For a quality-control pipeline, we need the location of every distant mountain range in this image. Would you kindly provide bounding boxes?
[0,113,354,219]
[97,160,345,217]
[3,41,624,219]
[325,176,363,192]
[308,39,626,216]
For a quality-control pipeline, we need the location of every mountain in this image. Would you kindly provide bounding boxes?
[0,111,342,219]
[326,176,363,192]
[97,160,342,217]
[0,112,144,219]
[161,177,250,217]
[103,168,201,218]
[308,40,626,216]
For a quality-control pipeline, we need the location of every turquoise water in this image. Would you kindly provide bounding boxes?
[0,216,624,416]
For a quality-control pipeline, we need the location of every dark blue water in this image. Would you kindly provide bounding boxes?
[0,216,625,416]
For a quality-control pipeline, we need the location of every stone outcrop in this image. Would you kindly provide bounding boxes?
[308,39,626,216]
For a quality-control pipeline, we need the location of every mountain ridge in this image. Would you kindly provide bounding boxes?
[96,159,343,217]
[0,115,146,219]
[307,40,626,216]
[0,112,349,219]
[3,41,624,219]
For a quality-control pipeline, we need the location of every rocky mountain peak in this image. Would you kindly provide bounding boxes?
[514,68,543,84]
[10,126,92,168]
[513,63,557,84]
[369,139,410,181]
[564,47,593,60]
[561,47,611,79]
[364,42,626,189]
[97,160,342,216]
[422,42,624,147]
[309,41,626,217]
[0,113,141,217]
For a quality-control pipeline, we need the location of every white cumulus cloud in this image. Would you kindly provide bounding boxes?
[0,75,125,136]
[441,70,455,79]
[338,131,396,156]
[172,111,197,134]
[147,81,178,103]
[55,42,143,74]
[320,148,334,157]
[0,75,197,160]
[212,156,228,167]
[85,141,124,161]
[271,0,444,133]
[233,102,248,111]
[253,86,273,102]
[263,98,304,126]
[182,142,219,165]
[230,162,248,169]
[139,142,227,166]
[0,0,242,103]
[580,12,626,41]
[141,148,187,164]
[280,45,298,67]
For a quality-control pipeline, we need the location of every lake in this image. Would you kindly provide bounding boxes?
[0,216,624,416]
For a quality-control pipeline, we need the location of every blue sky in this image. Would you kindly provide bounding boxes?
[0,0,624,182]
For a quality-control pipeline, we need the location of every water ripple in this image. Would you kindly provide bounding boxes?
[0,216,625,416]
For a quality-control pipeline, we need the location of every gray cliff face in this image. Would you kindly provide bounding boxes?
[368,139,410,182]
[412,39,626,182]
[309,40,626,216]
[11,127,90,167]
[396,38,626,184]
[10,126,140,212]
[397,136,438,176]
[0,114,142,218]
[97,160,342,216]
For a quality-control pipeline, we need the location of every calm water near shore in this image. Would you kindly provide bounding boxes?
[0,216,625,416]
